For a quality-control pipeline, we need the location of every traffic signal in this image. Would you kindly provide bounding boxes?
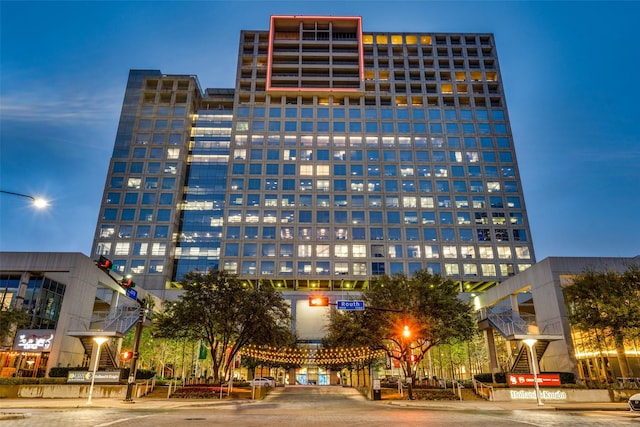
[309,296,329,307]
[121,278,136,288]
[97,256,113,271]
[121,350,133,361]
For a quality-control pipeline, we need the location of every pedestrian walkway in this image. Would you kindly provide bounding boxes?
[0,388,631,416]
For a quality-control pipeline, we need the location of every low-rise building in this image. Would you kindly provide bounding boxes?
[475,256,640,384]
[0,252,156,378]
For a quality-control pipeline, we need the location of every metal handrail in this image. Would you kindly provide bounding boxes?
[451,380,464,400]
[472,378,494,401]
[90,305,140,334]
[483,307,530,336]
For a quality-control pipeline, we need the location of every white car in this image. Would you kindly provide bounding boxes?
[630,393,640,412]
[249,377,274,387]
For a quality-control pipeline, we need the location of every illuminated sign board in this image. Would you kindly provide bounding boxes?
[507,373,561,387]
[12,329,55,352]
[67,371,121,384]
[510,390,567,400]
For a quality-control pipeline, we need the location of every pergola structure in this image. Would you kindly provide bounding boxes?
[242,344,386,366]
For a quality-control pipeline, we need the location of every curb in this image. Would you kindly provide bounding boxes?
[0,412,31,420]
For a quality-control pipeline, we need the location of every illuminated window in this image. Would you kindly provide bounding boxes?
[478,246,494,259]
[497,246,512,259]
[114,243,130,255]
[422,245,438,258]
[461,246,475,259]
[445,263,459,275]
[353,245,367,258]
[127,178,141,189]
[353,263,367,275]
[335,263,349,275]
[335,245,349,258]
[298,245,312,257]
[463,264,478,276]
[443,246,457,258]
[407,245,421,258]
[515,247,531,259]
[315,245,329,258]
[151,243,166,256]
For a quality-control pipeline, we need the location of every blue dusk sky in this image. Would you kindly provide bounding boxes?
[1,1,638,261]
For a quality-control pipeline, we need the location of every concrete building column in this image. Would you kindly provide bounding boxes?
[510,293,520,315]
[484,329,499,383]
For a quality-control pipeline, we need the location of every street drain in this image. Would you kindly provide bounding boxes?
[184,418,206,421]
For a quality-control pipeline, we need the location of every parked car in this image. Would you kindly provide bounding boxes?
[630,393,640,412]
[263,376,283,387]
[249,377,274,387]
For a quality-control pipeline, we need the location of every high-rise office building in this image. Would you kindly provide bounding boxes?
[92,16,535,340]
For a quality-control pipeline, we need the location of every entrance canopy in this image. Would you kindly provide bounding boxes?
[243,344,386,365]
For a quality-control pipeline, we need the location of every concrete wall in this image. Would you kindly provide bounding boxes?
[0,384,126,399]
[493,388,610,403]
[1,383,157,399]
[18,384,126,398]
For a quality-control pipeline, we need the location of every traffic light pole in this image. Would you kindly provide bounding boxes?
[123,302,145,403]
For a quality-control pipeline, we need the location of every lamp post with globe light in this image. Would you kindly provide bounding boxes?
[87,337,109,405]
[523,338,544,406]
[0,190,48,208]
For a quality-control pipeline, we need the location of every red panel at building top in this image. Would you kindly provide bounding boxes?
[267,15,363,92]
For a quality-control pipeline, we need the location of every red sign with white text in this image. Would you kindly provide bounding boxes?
[507,373,561,387]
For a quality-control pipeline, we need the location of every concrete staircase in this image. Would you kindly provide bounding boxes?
[510,340,549,373]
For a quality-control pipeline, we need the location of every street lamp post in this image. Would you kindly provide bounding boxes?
[523,338,544,406]
[0,190,48,208]
[87,337,109,405]
[402,324,414,400]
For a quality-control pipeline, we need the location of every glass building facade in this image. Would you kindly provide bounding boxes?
[92,16,535,301]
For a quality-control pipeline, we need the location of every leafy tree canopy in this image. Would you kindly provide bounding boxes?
[564,265,640,336]
[325,270,477,381]
[563,264,640,377]
[152,270,293,382]
[0,307,28,346]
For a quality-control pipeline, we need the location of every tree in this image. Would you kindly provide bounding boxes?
[0,307,28,347]
[563,265,640,378]
[325,270,477,394]
[153,270,293,383]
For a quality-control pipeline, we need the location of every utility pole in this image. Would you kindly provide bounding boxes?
[124,299,146,402]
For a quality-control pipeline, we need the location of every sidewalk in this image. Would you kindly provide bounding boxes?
[0,396,252,410]
[381,398,630,412]
[0,395,630,413]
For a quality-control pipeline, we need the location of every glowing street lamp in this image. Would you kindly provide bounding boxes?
[402,325,411,338]
[523,338,544,406]
[0,190,48,208]
[87,337,109,405]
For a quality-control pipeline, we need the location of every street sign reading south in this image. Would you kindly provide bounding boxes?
[336,300,365,311]
[126,287,138,301]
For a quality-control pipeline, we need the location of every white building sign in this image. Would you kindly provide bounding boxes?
[510,390,568,400]
[12,329,55,352]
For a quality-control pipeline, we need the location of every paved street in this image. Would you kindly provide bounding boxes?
[1,386,637,426]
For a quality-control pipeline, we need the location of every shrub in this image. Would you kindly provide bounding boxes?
[170,386,227,399]
[0,377,66,385]
[473,372,506,384]
[473,372,576,384]
[49,366,88,378]
[120,368,156,380]
[412,389,458,400]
